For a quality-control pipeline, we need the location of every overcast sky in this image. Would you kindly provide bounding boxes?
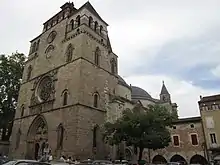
[1,0,220,118]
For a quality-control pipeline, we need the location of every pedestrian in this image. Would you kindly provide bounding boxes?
[67,156,72,162]
[60,155,66,162]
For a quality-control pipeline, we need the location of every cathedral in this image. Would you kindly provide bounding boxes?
[10,1,178,160]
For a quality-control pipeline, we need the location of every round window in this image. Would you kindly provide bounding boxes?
[37,77,53,102]
[47,31,57,43]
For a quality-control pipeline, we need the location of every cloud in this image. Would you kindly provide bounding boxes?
[125,28,220,90]
[212,65,220,78]
[124,74,218,118]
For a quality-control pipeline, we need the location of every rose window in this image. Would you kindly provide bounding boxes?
[38,76,52,102]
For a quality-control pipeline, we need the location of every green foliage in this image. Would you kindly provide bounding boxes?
[103,104,174,161]
[0,52,26,141]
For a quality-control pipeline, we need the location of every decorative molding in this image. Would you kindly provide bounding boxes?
[62,28,108,50]
[15,102,106,121]
[47,31,57,44]
[29,69,58,115]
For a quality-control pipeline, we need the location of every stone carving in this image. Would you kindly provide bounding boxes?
[36,121,47,135]
[29,69,58,114]
[47,31,57,43]
[45,45,55,58]
[38,77,53,102]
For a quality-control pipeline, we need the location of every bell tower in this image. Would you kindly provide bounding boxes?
[10,1,118,160]
[160,81,171,103]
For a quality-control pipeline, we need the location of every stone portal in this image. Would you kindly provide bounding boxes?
[26,115,48,160]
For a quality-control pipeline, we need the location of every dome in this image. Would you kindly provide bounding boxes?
[131,86,152,100]
[117,75,130,89]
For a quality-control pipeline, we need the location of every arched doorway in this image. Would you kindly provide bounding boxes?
[26,115,48,160]
[125,148,133,161]
[170,154,187,164]
[152,155,167,164]
[190,154,208,165]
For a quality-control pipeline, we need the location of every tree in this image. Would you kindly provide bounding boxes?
[0,52,26,141]
[103,104,174,161]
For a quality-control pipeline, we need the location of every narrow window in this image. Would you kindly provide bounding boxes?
[94,21,98,31]
[15,129,21,149]
[173,135,180,146]
[111,58,116,74]
[93,93,99,108]
[76,15,80,27]
[100,25,103,34]
[21,105,24,117]
[191,134,198,145]
[62,12,65,19]
[27,65,32,81]
[63,91,68,106]
[66,44,73,62]
[56,16,59,23]
[70,19,74,30]
[57,124,64,149]
[190,124,194,128]
[210,133,217,144]
[93,126,97,147]
[32,42,36,53]
[89,16,93,27]
[173,126,176,129]
[94,47,100,66]
[45,24,48,31]
[36,40,40,51]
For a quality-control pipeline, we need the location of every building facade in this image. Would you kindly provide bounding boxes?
[9,1,208,164]
[199,95,220,162]
[140,117,208,164]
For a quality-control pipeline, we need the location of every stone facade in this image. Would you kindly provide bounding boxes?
[143,117,207,164]
[198,94,220,162]
[9,1,208,164]
[10,2,117,160]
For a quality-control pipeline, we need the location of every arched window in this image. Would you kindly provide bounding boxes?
[70,19,74,30]
[45,24,48,31]
[76,15,80,27]
[32,42,36,53]
[36,40,40,51]
[111,58,116,74]
[94,47,100,66]
[15,128,21,150]
[93,92,99,108]
[45,45,55,54]
[100,25,103,34]
[89,16,93,27]
[62,90,68,106]
[93,126,98,147]
[20,105,24,117]
[66,44,74,62]
[94,21,98,31]
[57,124,64,150]
[27,65,32,81]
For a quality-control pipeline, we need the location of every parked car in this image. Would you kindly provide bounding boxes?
[50,161,76,165]
[2,160,50,165]
[92,160,112,165]
[114,160,128,165]
[80,160,94,165]
[167,162,182,165]
[0,157,10,165]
